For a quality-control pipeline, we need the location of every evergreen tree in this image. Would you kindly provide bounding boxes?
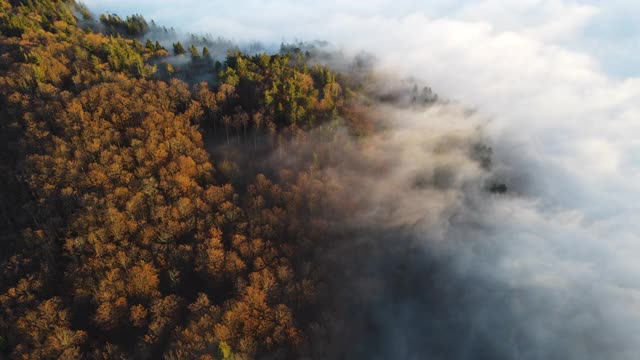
[190,44,200,60]
[173,41,185,55]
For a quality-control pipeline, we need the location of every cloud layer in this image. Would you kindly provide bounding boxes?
[83,1,640,358]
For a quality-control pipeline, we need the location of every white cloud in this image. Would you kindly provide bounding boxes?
[82,0,640,357]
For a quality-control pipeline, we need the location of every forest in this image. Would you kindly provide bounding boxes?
[0,1,499,359]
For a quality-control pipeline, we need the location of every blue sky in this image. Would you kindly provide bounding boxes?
[579,0,639,78]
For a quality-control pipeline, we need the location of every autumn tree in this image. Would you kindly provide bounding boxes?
[0,1,386,358]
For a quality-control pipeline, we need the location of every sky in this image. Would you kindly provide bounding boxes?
[82,0,640,357]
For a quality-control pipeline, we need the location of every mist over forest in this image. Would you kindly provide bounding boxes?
[1,1,639,359]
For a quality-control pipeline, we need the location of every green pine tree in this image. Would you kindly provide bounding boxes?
[189,45,200,60]
[173,41,185,55]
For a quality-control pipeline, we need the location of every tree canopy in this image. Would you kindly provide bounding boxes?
[0,0,467,359]
[0,0,366,358]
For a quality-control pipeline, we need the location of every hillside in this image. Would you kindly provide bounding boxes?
[0,1,350,358]
[0,1,493,359]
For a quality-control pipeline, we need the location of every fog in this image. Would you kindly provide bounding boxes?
[301,100,640,359]
[83,1,640,358]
